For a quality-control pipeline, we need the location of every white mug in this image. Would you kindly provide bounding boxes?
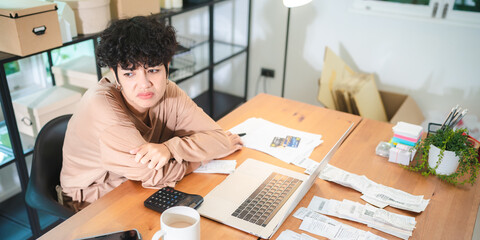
[151,206,200,240]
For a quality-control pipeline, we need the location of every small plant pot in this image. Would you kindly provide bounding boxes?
[428,144,460,175]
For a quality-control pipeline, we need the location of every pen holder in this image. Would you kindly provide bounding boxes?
[427,123,442,137]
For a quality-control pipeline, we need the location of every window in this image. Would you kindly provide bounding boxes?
[352,0,480,26]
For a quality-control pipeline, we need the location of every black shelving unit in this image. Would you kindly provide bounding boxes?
[0,0,250,239]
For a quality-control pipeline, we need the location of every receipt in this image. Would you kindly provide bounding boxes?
[193,160,237,174]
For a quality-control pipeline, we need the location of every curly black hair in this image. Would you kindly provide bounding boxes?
[96,15,178,76]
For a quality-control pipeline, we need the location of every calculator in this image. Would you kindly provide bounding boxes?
[144,187,204,213]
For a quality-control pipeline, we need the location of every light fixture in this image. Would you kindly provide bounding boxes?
[281,0,312,97]
[283,0,312,8]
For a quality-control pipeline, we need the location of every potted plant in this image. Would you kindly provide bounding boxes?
[407,127,479,185]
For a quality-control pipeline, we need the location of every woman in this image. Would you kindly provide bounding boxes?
[59,16,243,211]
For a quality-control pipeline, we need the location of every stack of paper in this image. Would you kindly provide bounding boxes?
[293,207,387,240]
[391,122,423,147]
[320,164,429,212]
[389,122,423,165]
[307,197,417,240]
[230,118,323,163]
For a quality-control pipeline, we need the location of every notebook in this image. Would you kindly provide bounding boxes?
[197,123,353,239]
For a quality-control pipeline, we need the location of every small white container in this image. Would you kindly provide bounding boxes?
[428,144,460,175]
[12,86,82,137]
[55,1,78,42]
[52,55,109,90]
[57,0,111,34]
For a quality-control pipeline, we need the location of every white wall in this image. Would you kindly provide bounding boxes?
[248,0,480,129]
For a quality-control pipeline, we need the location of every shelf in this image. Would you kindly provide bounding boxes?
[193,91,244,120]
[172,41,247,84]
[159,0,228,18]
[0,0,250,238]
[0,34,98,64]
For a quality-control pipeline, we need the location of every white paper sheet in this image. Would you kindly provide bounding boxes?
[193,160,237,174]
[230,118,323,163]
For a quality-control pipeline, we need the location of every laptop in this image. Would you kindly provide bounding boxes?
[198,123,354,239]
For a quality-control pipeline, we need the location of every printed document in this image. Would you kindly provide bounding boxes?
[229,118,323,163]
[319,164,429,213]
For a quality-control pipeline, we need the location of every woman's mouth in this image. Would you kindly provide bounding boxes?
[137,92,154,99]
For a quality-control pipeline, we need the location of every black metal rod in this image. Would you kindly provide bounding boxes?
[281,8,291,98]
[92,38,103,81]
[208,4,215,117]
[0,64,41,237]
[47,51,56,85]
[244,0,252,102]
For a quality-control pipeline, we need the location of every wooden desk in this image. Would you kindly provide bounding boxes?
[39,94,361,240]
[272,118,480,239]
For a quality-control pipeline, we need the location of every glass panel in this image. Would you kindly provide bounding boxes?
[50,39,95,66]
[0,121,14,166]
[454,0,480,13]
[3,61,20,76]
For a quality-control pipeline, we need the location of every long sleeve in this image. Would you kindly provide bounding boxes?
[162,84,232,164]
[99,124,187,189]
[61,78,233,202]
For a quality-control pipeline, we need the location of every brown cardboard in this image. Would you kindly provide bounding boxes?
[380,90,425,125]
[318,47,423,125]
[110,0,160,20]
[318,47,355,110]
[0,1,62,56]
[351,74,388,122]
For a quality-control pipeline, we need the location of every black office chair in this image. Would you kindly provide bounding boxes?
[25,114,75,220]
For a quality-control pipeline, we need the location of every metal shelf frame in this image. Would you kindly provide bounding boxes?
[0,0,251,238]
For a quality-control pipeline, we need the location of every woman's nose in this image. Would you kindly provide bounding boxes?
[138,70,152,88]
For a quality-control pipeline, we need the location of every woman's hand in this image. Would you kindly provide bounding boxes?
[130,143,172,170]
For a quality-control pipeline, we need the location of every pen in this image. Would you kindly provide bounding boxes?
[450,109,468,128]
[238,133,246,137]
[441,107,455,130]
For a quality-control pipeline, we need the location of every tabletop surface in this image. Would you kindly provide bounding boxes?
[39,94,480,240]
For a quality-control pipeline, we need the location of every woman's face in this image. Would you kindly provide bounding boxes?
[114,64,168,115]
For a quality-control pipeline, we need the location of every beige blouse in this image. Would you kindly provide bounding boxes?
[60,78,231,203]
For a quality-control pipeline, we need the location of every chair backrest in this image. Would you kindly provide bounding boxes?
[25,114,75,219]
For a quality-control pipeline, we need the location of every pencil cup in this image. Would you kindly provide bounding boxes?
[152,206,200,240]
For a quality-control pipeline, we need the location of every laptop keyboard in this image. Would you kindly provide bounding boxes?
[231,172,302,227]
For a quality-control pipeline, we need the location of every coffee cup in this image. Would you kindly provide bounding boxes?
[151,206,200,240]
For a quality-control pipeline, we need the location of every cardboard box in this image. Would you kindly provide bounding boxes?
[12,86,82,137]
[110,0,160,19]
[52,55,109,90]
[0,1,62,56]
[318,47,424,125]
[319,47,387,122]
[380,90,425,125]
[59,0,111,34]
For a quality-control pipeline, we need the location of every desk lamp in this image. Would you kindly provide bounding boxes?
[281,0,312,97]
